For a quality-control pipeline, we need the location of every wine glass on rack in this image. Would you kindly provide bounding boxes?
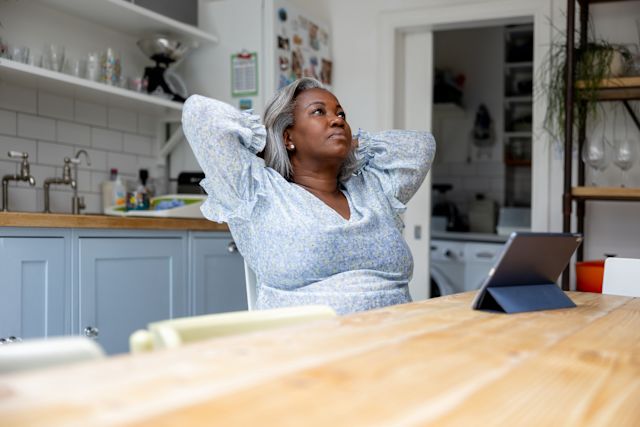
[581,121,610,186]
[612,111,637,187]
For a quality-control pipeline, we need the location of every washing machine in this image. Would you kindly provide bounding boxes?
[430,240,466,297]
[430,239,505,297]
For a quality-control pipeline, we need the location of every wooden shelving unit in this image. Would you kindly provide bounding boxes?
[562,0,640,289]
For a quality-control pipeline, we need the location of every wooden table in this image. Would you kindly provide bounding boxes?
[1,292,638,426]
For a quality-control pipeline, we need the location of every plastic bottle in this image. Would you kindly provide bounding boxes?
[113,170,126,208]
[101,168,118,213]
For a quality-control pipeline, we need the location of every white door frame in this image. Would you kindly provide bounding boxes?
[378,0,554,295]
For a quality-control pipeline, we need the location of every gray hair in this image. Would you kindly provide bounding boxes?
[262,77,358,182]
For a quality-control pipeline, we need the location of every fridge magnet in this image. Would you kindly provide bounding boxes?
[278,8,287,22]
[293,34,303,46]
[308,23,320,50]
[291,49,303,79]
[279,56,289,71]
[278,74,291,89]
[277,36,290,51]
[231,51,258,97]
[239,98,253,111]
[320,59,332,85]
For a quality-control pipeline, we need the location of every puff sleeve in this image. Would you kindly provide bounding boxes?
[182,95,267,223]
[354,129,436,213]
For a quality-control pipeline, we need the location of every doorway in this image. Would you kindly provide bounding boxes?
[382,1,549,300]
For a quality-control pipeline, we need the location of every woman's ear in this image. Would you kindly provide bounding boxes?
[283,129,291,145]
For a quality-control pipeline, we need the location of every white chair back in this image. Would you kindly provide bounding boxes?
[0,336,105,374]
[602,257,640,297]
[130,305,337,353]
[244,261,258,310]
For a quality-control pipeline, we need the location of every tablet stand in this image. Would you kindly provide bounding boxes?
[478,284,576,314]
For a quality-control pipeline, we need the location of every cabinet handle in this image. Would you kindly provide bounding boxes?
[83,326,99,338]
[227,241,238,253]
[475,252,495,259]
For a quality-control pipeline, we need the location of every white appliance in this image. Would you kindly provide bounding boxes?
[430,239,504,297]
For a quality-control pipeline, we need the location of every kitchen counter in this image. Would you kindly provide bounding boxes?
[431,230,510,243]
[1,292,638,426]
[0,212,228,231]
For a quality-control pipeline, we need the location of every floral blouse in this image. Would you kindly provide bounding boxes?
[182,95,435,315]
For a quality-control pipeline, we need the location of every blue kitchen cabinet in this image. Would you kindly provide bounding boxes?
[0,232,70,342]
[191,232,247,315]
[77,233,188,354]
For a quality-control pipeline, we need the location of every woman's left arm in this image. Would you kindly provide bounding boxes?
[355,129,436,207]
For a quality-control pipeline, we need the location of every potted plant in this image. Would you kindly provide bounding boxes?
[541,32,631,142]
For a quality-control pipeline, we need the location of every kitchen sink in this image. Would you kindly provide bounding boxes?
[104,194,206,218]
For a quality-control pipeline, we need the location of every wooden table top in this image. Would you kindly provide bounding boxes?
[1,291,638,426]
[0,212,228,231]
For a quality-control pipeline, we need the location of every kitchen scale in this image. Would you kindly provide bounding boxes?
[137,35,194,102]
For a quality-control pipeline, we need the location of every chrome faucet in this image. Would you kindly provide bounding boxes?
[2,151,36,212]
[43,157,76,213]
[71,149,91,214]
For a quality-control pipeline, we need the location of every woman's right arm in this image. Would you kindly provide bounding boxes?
[181,95,267,223]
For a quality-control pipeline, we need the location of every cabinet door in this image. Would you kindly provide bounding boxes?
[191,234,247,315]
[78,237,187,354]
[0,237,67,340]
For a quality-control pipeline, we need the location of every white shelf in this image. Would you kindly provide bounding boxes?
[37,0,218,46]
[504,131,532,138]
[0,58,183,115]
[504,96,533,103]
[505,61,533,69]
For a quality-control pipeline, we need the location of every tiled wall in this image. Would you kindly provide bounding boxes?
[0,82,160,214]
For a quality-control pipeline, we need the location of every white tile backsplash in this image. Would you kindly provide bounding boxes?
[124,133,152,156]
[5,186,38,212]
[92,127,123,152]
[107,152,137,176]
[0,109,17,136]
[74,101,107,127]
[108,107,137,133]
[0,83,37,114]
[17,114,56,141]
[1,84,161,213]
[28,164,57,188]
[77,148,107,171]
[0,135,38,159]
[137,114,158,136]
[57,121,91,146]
[38,92,74,121]
[37,141,75,166]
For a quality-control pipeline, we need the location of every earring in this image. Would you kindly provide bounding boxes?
[288,144,295,150]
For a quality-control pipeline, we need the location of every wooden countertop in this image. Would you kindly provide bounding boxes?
[1,291,638,426]
[0,212,228,231]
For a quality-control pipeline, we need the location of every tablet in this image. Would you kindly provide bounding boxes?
[471,232,583,313]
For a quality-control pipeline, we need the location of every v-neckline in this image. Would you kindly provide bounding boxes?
[293,183,352,222]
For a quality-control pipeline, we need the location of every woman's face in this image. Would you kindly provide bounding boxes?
[285,88,352,167]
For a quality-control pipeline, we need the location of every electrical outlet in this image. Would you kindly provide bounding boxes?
[414,225,422,240]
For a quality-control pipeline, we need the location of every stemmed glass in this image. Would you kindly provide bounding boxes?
[612,138,637,187]
[581,119,610,186]
[612,109,637,187]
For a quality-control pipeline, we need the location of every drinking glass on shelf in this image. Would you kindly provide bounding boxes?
[42,44,65,72]
[612,138,637,187]
[581,135,610,186]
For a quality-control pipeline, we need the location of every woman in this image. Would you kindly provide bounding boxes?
[183,78,435,315]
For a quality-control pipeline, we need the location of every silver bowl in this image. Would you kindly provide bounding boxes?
[137,35,196,63]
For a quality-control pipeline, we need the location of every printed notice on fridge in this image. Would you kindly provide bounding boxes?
[231,52,258,97]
